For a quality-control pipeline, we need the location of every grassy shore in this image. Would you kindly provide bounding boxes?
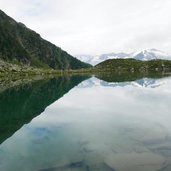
[1,59,171,80]
[0,59,94,79]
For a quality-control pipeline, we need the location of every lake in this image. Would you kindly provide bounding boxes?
[0,73,171,171]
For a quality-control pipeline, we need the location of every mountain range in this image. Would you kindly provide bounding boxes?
[0,9,90,70]
[1,9,171,72]
[76,49,171,65]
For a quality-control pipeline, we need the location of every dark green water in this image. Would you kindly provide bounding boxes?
[0,74,171,171]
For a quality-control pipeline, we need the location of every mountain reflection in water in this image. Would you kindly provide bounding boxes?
[0,73,171,171]
[0,75,90,144]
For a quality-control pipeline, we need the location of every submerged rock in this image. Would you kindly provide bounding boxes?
[104,152,166,171]
[39,160,84,171]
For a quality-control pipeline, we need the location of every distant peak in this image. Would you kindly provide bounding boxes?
[76,49,171,65]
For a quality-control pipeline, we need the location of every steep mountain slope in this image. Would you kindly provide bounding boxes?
[76,49,171,65]
[0,10,91,69]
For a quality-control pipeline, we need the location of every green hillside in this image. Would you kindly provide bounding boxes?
[95,58,171,72]
[0,10,91,70]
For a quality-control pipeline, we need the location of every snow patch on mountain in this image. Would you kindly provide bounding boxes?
[132,49,171,61]
[76,49,171,65]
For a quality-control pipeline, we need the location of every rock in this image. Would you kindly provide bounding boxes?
[104,152,166,171]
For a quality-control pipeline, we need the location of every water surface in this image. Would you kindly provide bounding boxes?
[0,74,171,171]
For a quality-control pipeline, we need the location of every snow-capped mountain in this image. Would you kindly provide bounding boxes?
[76,55,94,65]
[76,49,171,66]
[132,49,171,61]
[76,53,130,66]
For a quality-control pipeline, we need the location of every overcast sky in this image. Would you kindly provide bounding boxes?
[0,0,171,55]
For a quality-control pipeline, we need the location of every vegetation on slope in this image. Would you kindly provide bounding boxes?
[0,9,91,70]
[95,58,171,72]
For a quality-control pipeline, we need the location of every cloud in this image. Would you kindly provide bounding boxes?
[0,0,171,55]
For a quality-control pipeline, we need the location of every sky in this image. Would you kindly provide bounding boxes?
[0,0,171,56]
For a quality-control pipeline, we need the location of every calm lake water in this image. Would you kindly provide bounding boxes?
[0,74,171,171]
